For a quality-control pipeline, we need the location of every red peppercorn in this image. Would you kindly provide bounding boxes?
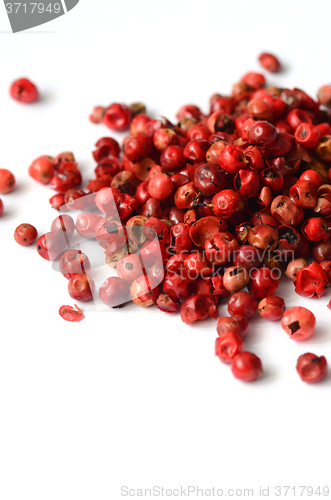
[233,245,263,270]
[10,78,39,103]
[102,103,131,131]
[205,231,239,264]
[89,106,105,124]
[231,352,263,382]
[28,156,55,185]
[294,261,328,298]
[194,163,227,196]
[247,99,274,122]
[153,128,178,151]
[14,223,38,246]
[216,315,249,339]
[50,214,75,238]
[212,190,245,219]
[295,123,321,149]
[66,273,94,303]
[271,195,303,227]
[130,113,151,135]
[248,224,279,252]
[228,291,257,319]
[258,296,285,321]
[180,294,217,324]
[0,198,3,216]
[59,250,91,279]
[160,145,185,172]
[99,277,131,308]
[247,121,277,148]
[148,174,173,200]
[170,223,192,253]
[163,272,191,300]
[51,162,81,193]
[184,252,212,278]
[241,72,265,90]
[174,181,199,210]
[187,123,210,141]
[215,332,244,364]
[219,144,247,174]
[234,168,260,198]
[183,139,211,163]
[258,53,280,73]
[289,180,317,209]
[125,134,153,162]
[95,218,127,250]
[296,353,328,383]
[0,169,16,193]
[59,304,85,322]
[140,198,163,218]
[281,307,316,340]
[302,217,331,242]
[299,169,323,190]
[49,193,66,211]
[317,85,331,108]
[36,232,66,261]
[130,275,159,307]
[285,258,307,280]
[156,293,179,313]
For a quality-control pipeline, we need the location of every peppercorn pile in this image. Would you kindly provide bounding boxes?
[5,53,331,383]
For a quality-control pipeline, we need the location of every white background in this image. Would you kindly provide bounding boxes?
[0,1,331,499]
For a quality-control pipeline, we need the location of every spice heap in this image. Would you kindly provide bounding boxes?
[7,54,331,383]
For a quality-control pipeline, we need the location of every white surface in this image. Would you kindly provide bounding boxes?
[0,1,331,499]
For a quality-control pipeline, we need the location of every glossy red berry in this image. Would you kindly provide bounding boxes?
[160,145,185,172]
[247,121,277,148]
[148,174,173,200]
[28,156,54,185]
[183,139,211,163]
[228,291,257,319]
[68,274,95,302]
[219,145,246,174]
[130,275,159,307]
[50,214,75,238]
[156,294,179,313]
[223,266,250,293]
[180,294,217,324]
[302,217,330,242]
[294,261,328,298]
[0,169,15,193]
[124,133,153,162]
[216,315,249,339]
[241,72,265,90]
[212,190,245,219]
[194,163,227,196]
[10,78,39,103]
[281,307,316,340]
[59,250,91,279]
[36,232,66,261]
[205,231,239,264]
[296,353,328,383]
[99,276,131,308]
[258,53,280,72]
[117,254,144,283]
[258,296,285,321]
[102,103,131,131]
[215,332,244,364]
[295,123,321,149]
[231,352,263,382]
[14,223,38,246]
[59,304,85,322]
[249,267,279,301]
